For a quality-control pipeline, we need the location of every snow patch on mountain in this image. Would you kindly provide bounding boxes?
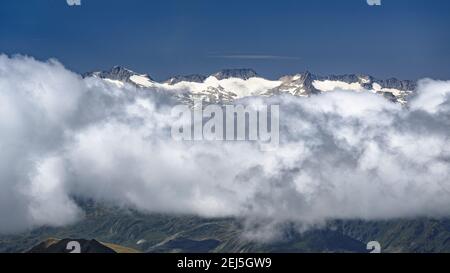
[103,78,125,88]
[312,80,365,92]
[129,74,155,88]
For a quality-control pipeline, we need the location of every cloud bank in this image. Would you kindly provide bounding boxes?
[0,55,450,238]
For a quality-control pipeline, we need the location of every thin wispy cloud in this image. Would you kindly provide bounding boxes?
[209,54,301,60]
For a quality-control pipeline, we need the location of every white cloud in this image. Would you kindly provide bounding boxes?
[0,55,450,240]
[209,55,301,60]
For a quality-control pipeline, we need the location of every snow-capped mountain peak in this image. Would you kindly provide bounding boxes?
[84,66,155,88]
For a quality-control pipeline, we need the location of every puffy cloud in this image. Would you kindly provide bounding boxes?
[0,55,450,239]
[0,55,84,233]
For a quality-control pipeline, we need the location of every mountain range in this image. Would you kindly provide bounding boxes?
[84,67,416,105]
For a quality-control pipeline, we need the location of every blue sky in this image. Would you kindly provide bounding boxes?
[0,0,449,80]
